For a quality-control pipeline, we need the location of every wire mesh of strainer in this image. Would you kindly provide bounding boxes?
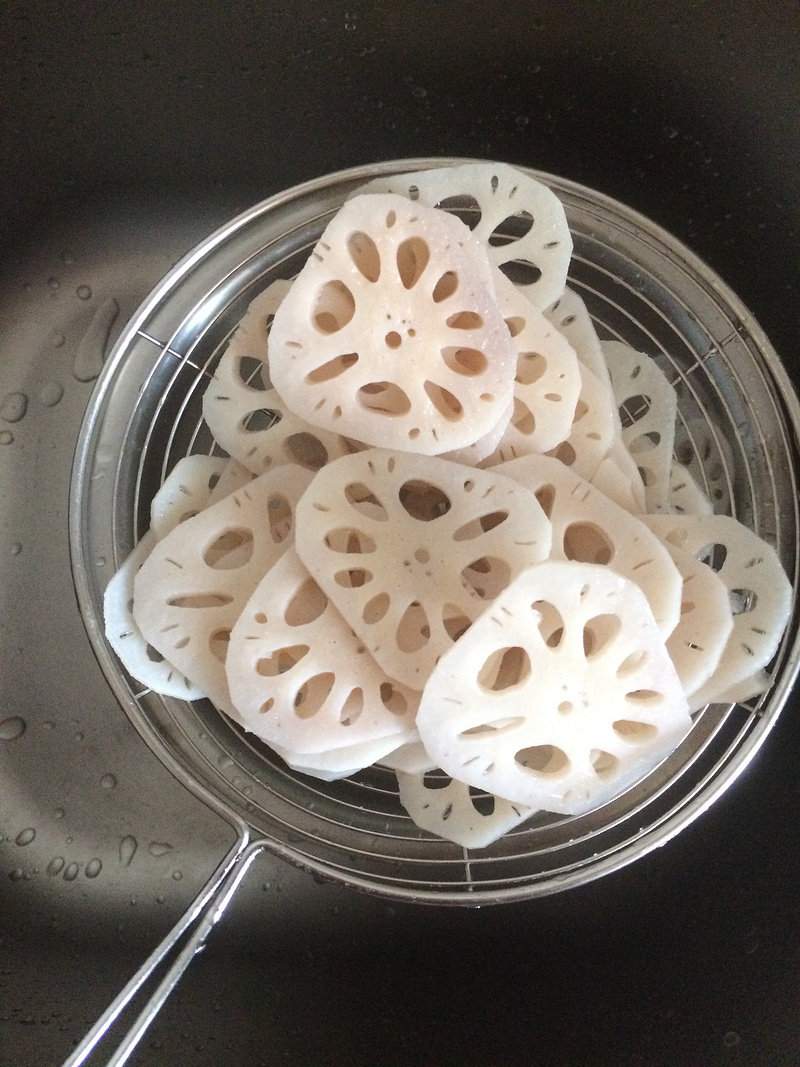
[70,159,800,907]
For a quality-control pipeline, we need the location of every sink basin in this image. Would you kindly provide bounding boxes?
[2,4,800,1065]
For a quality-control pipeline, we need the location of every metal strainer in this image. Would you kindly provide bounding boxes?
[68,159,800,1064]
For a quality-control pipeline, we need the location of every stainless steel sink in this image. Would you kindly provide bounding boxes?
[3,4,800,1065]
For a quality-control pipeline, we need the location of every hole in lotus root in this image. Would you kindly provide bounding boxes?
[285,432,331,470]
[396,236,430,289]
[237,355,267,390]
[440,346,487,377]
[629,430,661,455]
[334,566,372,589]
[613,719,659,741]
[730,588,758,614]
[312,280,356,334]
[323,527,377,554]
[306,351,359,384]
[146,644,164,663]
[616,649,648,678]
[624,689,663,705]
[209,629,231,663]
[424,380,463,420]
[618,393,652,429]
[293,672,336,719]
[562,522,614,565]
[697,542,728,573]
[515,745,569,775]
[477,645,531,691]
[396,601,432,653]
[257,644,310,676]
[385,330,402,349]
[516,350,547,386]
[203,528,254,569]
[358,380,412,416]
[347,231,381,281]
[339,687,363,725]
[284,577,328,626]
[453,510,509,541]
[550,440,576,466]
[442,603,471,641]
[534,483,556,519]
[446,310,484,330]
[422,769,453,789]
[488,210,535,247]
[583,613,622,658]
[434,194,481,229]
[398,480,451,521]
[531,599,565,648]
[498,260,543,287]
[469,787,496,816]
[510,397,535,435]
[242,408,278,433]
[363,591,390,623]
[590,749,619,778]
[432,271,459,303]
[344,481,389,521]
[166,592,235,609]
[461,556,512,600]
[267,495,293,543]
[380,681,409,715]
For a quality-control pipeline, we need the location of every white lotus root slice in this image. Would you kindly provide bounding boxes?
[294,448,552,689]
[667,461,713,516]
[132,464,315,716]
[395,769,535,848]
[544,286,612,391]
[602,341,678,514]
[541,360,616,481]
[590,436,647,514]
[476,272,581,462]
[416,560,692,816]
[497,453,683,637]
[203,351,354,475]
[150,455,230,540]
[657,539,734,703]
[271,731,418,781]
[268,193,518,455]
[357,161,573,310]
[226,547,419,757]
[206,457,255,506]
[643,513,793,706]
[104,532,205,700]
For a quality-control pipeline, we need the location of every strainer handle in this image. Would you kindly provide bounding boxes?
[61,834,264,1067]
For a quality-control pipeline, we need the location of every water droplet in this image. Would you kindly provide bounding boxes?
[62,862,80,882]
[61,250,75,265]
[10,543,22,557]
[0,716,26,741]
[148,841,173,857]
[51,331,66,348]
[1,392,28,423]
[9,868,24,882]
[119,835,138,866]
[0,430,13,445]
[47,857,65,877]
[85,858,102,879]
[100,773,117,790]
[73,731,84,743]
[217,754,234,770]
[172,869,183,881]
[723,1031,741,1048]
[43,720,56,731]
[48,277,60,291]
[72,297,119,382]
[38,381,64,407]
[15,828,36,847]
[53,807,65,820]
[76,284,92,301]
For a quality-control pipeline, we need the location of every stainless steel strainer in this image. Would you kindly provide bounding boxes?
[68,159,800,1064]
